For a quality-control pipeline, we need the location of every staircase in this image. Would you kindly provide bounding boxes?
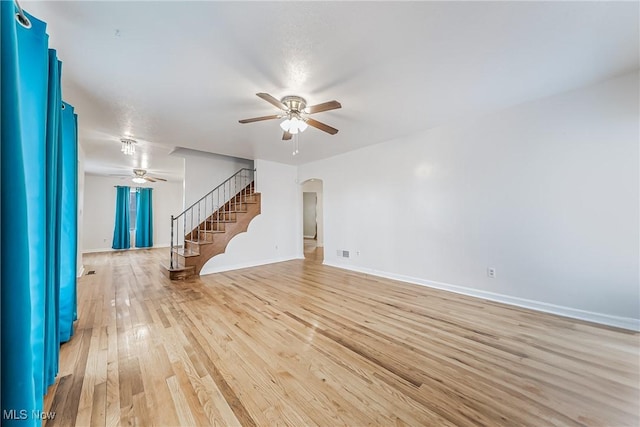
[162,168,260,280]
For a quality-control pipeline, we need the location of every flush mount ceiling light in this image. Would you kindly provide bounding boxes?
[120,138,136,156]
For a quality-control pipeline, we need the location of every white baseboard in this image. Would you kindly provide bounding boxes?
[83,244,170,254]
[323,261,640,332]
[303,235,316,239]
[200,256,299,275]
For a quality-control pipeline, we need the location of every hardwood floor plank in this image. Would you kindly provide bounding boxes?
[166,375,197,426]
[137,343,180,426]
[57,327,92,426]
[42,248,639,426]
[90,382,107,427]
[47,374,73,427]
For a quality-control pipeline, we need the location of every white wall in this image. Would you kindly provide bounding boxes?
[179,151,253,208]
[298,72,639,329]
[200,159,301,274]
[82,175,183,252]
[77,144,85,276]
[302,179,324,246]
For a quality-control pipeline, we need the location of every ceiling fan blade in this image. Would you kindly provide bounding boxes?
[256,93,287,111]
[145,177,156,182]
[305,118,339,135]
[239,114,281,124]
[150,176,167,182]
[306,100,342,114]
[282,131,292,141]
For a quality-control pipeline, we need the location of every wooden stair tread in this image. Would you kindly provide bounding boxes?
[185,239,213,246]
[172,248,199,257]
[212,209,248,213]
[160,263,195,280]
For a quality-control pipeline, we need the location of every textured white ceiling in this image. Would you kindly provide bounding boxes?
[22,1,639,180]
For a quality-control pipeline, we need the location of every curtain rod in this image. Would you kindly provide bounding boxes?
[14,0,29,27]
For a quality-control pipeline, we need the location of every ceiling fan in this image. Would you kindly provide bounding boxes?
[239,93,341,140]
[130,169,167,183]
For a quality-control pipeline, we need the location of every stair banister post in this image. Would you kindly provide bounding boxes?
[170,215,174,269]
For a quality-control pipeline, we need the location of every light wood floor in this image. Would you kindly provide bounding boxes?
[44,248,639,426]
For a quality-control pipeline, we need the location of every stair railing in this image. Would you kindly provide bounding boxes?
[170,168,256,269]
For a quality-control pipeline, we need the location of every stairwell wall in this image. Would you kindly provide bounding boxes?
[200,159,301,275]
[298,72,639,330]
[179,150,254,209]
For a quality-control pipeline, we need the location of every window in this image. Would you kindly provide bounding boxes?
[129,189,137,231]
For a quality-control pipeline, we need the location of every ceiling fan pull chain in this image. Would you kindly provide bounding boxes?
[293,134,300,156]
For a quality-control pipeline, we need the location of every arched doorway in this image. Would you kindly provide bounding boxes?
[301,178,323,262]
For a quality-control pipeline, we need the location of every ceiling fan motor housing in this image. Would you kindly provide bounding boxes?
[281,96,307,114]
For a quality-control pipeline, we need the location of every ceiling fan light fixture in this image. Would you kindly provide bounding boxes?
[132,177,146,184]
[279,119,291,131]
[120,138,136,156]
[281,116,307,134]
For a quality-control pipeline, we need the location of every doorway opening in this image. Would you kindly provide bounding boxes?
[302,178,323,262]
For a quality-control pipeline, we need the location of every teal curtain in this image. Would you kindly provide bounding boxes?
[44,49,63,390]
[59,101,78,343]
[135,188,154,247]
[112,186,131,249]
[1,4,78,424]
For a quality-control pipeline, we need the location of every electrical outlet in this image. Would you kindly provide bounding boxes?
[487,267,496,278]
